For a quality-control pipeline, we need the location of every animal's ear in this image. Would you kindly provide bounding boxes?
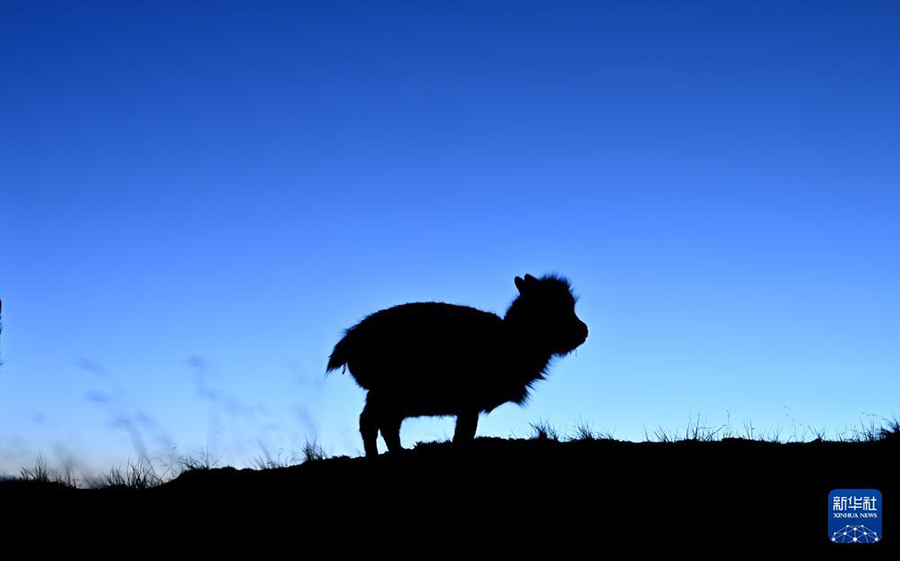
[516,274,539,294]
[515,276,528,294]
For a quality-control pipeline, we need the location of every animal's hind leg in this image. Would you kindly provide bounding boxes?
[359,398,380,458]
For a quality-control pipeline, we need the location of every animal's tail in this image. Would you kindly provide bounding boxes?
[326,326,374,389]
[326,330,354,374]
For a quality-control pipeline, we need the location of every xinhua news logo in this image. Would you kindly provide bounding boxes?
[828,489,882,544]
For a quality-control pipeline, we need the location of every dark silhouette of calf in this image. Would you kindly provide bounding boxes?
[327,274,588,457]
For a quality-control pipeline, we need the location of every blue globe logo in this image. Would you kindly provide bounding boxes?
[831,525,880,544]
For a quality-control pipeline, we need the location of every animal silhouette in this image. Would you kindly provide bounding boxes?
[327,274,588,457]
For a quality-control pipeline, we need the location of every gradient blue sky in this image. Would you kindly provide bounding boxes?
[2,1,899,474]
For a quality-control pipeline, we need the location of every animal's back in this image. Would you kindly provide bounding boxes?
[327,302,504,395]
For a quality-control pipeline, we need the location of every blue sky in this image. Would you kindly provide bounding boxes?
[1,1,898,474]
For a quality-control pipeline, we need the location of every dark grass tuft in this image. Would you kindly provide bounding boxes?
[178,448,219,472]
[879,416,900,441]
[91,458,165,490]
[569,420,617,442]
[529,419,560,441]
[18,455,80,489]
[301,439,328,462]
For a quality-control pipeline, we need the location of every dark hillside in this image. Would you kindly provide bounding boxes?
[7,435,894,551]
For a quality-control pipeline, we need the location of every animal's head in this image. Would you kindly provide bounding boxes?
[505,273,588,356]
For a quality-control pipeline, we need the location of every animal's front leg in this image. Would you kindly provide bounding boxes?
[381,417,404,453]
[453,410,479,446]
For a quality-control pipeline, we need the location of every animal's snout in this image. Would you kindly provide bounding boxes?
[578,320,588,342]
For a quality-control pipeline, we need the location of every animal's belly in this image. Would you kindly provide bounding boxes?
[363,368,524,415]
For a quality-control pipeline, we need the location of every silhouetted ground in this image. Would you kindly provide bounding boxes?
[3,435,897,552]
